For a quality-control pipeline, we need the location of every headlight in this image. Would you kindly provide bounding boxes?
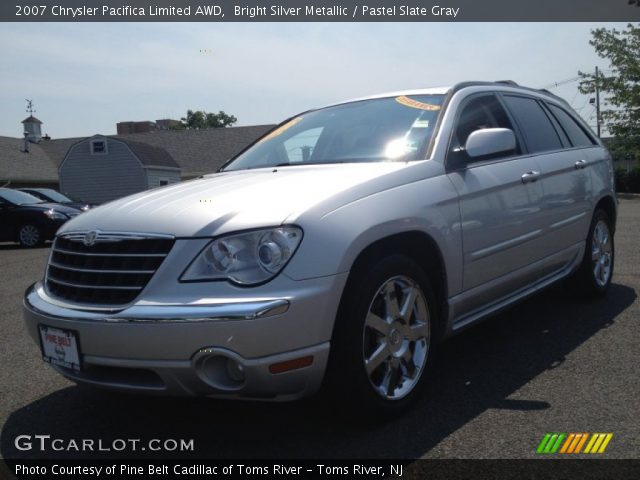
[181,226,303,285]
[43,209,68,221]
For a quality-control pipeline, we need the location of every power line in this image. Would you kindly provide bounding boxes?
[574,95,591,113]
[539,76,581,90]
[568,88,581,108]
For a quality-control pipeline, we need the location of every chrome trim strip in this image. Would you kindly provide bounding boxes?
[48,261,155,275]
[52,247,166,258]
[116,300,290,322]
[26,283,290,323]
[59,231,175,240]
[47,277,143,291]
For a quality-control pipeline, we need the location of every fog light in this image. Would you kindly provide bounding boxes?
[226,358,245,382]
[195,353,245,390]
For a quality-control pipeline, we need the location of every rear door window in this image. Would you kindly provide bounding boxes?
[502,95,563,154]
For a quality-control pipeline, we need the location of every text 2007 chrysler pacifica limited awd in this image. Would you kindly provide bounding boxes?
[24,82,616,412]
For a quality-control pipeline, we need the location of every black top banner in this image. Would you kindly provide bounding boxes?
[4,0,640,22]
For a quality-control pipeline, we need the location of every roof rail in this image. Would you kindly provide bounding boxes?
[451,81,570,106]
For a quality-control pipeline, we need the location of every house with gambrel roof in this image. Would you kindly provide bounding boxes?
[0,115,273,203]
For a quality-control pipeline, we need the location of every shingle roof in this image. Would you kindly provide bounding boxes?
[121,139,180,169]
[38,138,77,168]
[113,125,274,177]
[22,115,43,124]
[1,124,274,183]
[0,136,59,184]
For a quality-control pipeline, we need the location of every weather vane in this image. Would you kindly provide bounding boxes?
[25,99,35,116]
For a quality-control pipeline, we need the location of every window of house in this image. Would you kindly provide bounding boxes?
[159,179,169,186]
[90,140,107,155]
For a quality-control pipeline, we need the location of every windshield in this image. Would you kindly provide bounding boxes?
[223,94,445,171]
[36,189,72,203]
[0,189,43,205]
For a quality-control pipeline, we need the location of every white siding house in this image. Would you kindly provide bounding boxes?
[59,135,180,204]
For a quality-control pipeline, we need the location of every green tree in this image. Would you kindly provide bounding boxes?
[579,23,640,157]
[174,110,237,130]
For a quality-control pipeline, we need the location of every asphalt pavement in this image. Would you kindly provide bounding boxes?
[0,199,638,462]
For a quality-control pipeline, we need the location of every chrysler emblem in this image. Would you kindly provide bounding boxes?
[83,231,98,246]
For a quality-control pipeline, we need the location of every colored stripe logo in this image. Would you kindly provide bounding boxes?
[537,433,613,454]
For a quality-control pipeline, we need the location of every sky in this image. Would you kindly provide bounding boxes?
[0,22,627,139]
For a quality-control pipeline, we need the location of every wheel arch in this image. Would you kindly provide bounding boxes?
[594,195,617,233]
[336,231,449,338]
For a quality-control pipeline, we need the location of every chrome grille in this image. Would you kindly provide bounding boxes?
[46,233,174,306]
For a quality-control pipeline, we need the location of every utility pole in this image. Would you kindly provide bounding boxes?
[595,66,601,138]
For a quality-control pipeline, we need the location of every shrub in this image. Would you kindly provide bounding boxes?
[615,167,640,193]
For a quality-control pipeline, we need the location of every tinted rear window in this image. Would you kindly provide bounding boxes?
[547,104,596,148]
[502,95,562,154]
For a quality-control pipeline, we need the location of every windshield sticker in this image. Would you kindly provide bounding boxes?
[411,119,430,128]
[395,96,441,111]
[259,117,303,143]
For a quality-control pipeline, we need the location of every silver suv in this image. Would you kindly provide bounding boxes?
[23,82,616,412]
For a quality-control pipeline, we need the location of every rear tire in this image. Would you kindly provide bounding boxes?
[570,209,614,297]
[18,224,43,247]
[325,254,438,416]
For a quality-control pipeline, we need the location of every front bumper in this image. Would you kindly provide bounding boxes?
[23,273,347,400]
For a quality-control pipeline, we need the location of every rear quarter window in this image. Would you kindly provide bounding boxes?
[547,103,596,148]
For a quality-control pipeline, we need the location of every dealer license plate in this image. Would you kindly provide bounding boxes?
[39,325,81,371]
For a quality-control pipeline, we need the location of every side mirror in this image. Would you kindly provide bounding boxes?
[465,128,516,158]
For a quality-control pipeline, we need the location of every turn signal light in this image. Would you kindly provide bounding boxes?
[269,356,314,374]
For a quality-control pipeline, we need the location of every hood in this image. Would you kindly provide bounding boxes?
[58,163,409,238]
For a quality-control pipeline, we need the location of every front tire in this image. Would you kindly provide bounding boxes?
[326,255,437,415]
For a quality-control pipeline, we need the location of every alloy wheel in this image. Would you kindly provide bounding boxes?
[591,219,612,287]
[362,275,430,400]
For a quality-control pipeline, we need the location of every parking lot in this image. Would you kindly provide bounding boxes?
[0,198,638,462]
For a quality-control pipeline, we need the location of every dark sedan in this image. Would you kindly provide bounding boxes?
[0,188,82,247]
[19,188,90,212]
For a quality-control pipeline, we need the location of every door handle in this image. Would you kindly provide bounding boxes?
[574,159,588,170]
[521,171,541,184]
